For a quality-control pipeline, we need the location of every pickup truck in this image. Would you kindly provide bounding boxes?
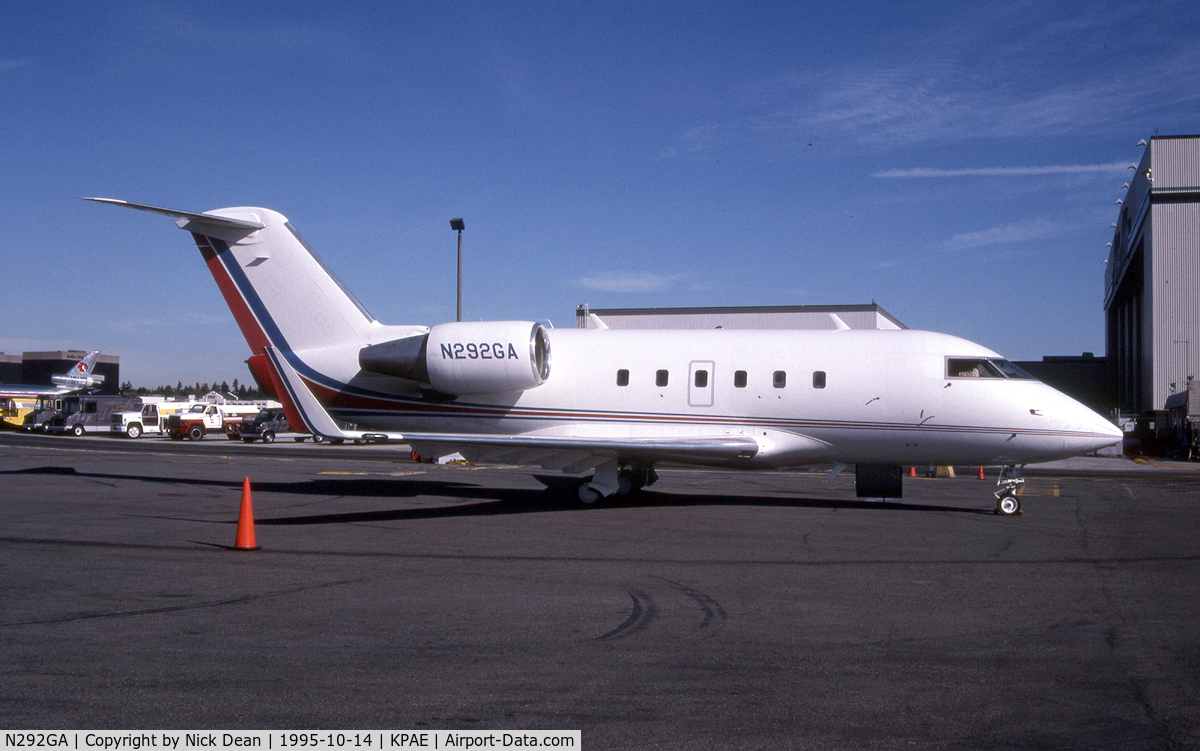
[231,408,315,443]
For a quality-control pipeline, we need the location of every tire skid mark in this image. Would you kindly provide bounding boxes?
[1,577,369,628]
[594,577,728,640]
[594,588,656,640]
[652,575,728,632]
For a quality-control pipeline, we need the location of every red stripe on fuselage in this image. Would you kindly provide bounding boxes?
[195,235,271,355]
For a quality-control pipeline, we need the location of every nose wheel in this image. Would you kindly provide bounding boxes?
[995,492,1021,516]
[994,464,1025,515]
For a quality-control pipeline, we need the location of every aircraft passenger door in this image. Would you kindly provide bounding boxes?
[688,361,715,408]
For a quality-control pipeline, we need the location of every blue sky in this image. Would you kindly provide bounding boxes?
[3,0,1198,388]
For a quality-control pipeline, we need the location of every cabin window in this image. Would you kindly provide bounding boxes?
[734,370,748,388]
[773,371,787,389]
[616,369,629,387]
[813,371,826,389]
[656,370,669,387]
[694,370,709,388]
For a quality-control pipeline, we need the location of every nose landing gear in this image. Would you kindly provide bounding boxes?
[994,464,1025,515]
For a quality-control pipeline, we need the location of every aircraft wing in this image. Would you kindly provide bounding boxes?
[401,432,761,472]
[263,347,762,470]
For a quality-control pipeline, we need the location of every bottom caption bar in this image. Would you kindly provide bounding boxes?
[3,732,581,750]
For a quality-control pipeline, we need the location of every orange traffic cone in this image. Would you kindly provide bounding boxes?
[978,466,986,480]
[234,477,261,550]
[908,466,917,477]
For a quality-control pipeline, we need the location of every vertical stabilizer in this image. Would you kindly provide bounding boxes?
[84,198,380,358]
[50,350,105,390]
[180,208,378,355]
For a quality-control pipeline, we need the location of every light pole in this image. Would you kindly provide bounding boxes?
[450,218,464,321]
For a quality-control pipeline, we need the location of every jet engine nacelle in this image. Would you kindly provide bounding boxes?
[359,321,550,395]
[51,374,104,389]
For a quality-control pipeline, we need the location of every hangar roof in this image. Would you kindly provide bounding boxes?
[575,303,906,331]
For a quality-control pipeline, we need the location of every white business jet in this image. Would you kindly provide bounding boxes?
[85,198,1122,515]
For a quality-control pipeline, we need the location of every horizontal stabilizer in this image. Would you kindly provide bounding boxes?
[81,198,266,231]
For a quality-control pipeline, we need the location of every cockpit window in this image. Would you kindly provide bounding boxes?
[947,357,1036,380]
[948,358,1002,378]
[990,359,1035,379]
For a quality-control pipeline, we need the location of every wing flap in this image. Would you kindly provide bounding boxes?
[406,432,761,466]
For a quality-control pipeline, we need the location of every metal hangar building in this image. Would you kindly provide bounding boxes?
[575,303,906,331]
[1106,135,1200,417]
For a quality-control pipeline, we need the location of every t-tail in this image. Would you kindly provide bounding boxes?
[82,199,422,368]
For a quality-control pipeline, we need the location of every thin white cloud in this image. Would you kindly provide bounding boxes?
[941,218,1070,253]
[663,8,1200,159]
[577,271,688,293]
[874,162,1132,178]
[1,57,36,71]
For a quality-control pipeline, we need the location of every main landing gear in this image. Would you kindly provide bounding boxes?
[994,464,1025,515]
[577,460,659,504]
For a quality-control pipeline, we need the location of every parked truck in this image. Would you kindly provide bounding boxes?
[46,395,143,436]
[230,407,316,443]
[22,395,64,432]
[110,399,193,438]
[166,402,262,440]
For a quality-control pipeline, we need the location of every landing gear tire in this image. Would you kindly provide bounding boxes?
[993,464,1026,515]
[578,484,601,504]
[617,470,635,496]
[995,493,1022,516]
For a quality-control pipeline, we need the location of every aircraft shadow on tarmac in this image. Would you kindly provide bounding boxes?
[2,466,992,524]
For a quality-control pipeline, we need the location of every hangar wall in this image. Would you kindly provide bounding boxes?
[1106,135,1200,416]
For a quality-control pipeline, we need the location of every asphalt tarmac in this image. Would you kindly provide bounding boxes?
[2,432,1199,750]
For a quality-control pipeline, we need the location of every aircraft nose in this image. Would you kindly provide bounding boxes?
[1057,395,1123,454]
[1082,412,1124,451]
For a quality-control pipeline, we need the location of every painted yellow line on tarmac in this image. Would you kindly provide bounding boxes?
[1016,483,1060,497]
[319,470,425,477]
